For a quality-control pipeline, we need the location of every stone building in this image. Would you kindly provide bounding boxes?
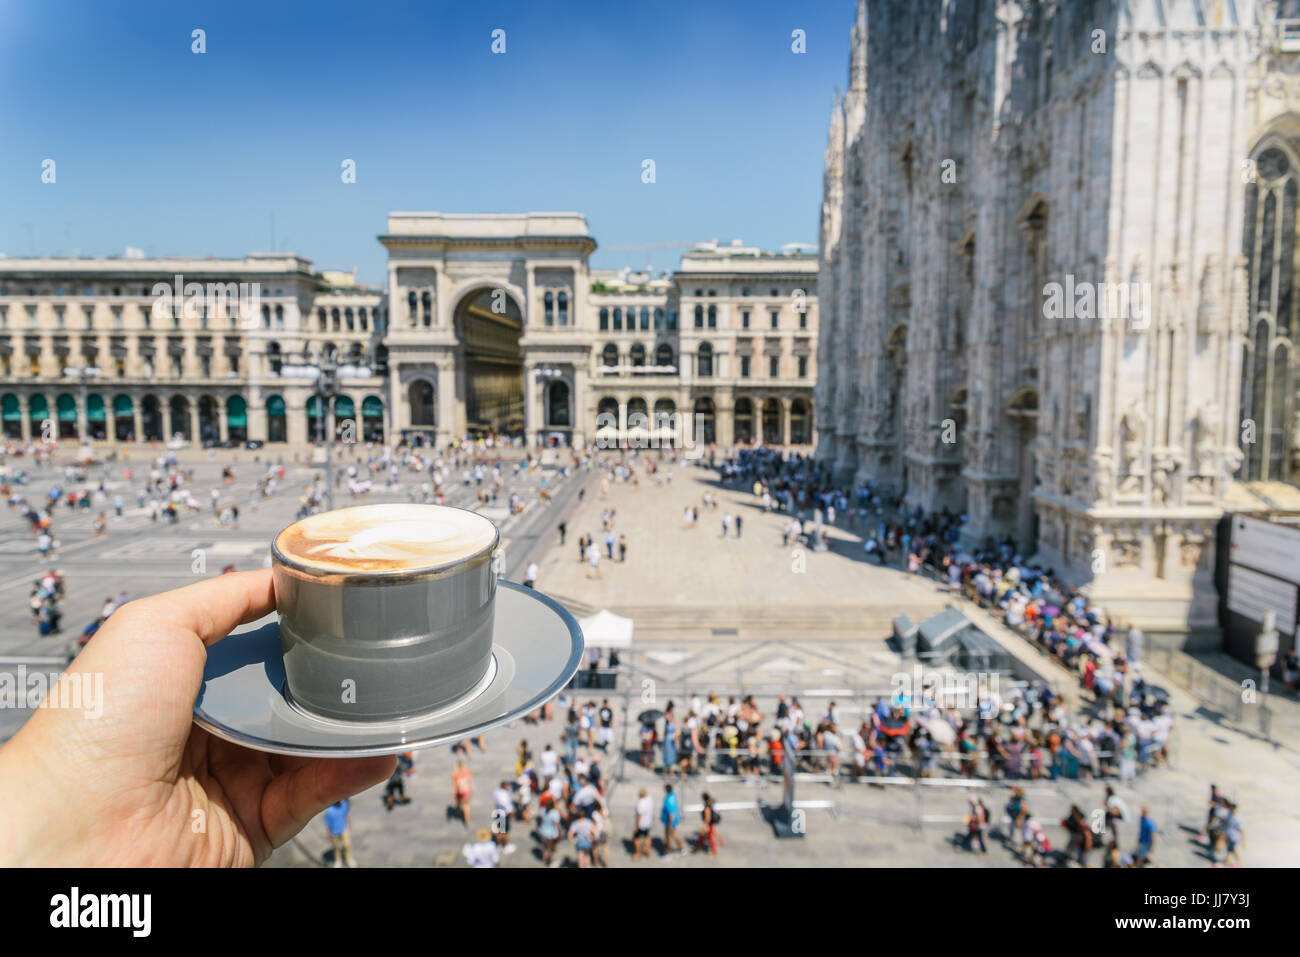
[0,214,817,454]
[816,0,1300,632]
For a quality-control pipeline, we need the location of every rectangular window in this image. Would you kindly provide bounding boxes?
[799,311,807,330]
[740,355,751,378]
[769,355,779,378]
[798,355,808,378]
[742,310,750,329]
[770,311,779,330]
[200,355,211,377]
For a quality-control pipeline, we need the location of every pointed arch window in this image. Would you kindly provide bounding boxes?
[1241,141,1299,481]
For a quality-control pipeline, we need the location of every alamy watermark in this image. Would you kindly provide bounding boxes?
[890,665,1000,712]
[595,410,706,458]
[1042,274,1151,330]
[0,666,103,719]
[150,274,263,327]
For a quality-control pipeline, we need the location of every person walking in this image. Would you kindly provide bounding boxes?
[963,797,989,854]
[735,514,742,538]
[568,808,595,868]
[586,540,601,579]
[538,796,562,867]
[557,521,566,546]
[632,787,653,860]
[451,759,473,827]
[1135,805,1157,866]
[660,783,685,856]
[523,561,539,589]
[618,533,628,562]
[384,753,412,811]
[325,799,356,868]
[695,792,721,856]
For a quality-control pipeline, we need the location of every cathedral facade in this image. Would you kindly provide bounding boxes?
[816,0,1300,632]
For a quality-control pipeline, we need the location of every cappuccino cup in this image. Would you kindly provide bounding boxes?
[271,503,500,722]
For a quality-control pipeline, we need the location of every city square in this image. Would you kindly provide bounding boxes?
[1,440,1296,868]
[0,0,1298,896]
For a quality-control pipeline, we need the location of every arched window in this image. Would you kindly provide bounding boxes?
[707,305,717,329]
[697,342,713,377]
[359,307,368,331]
[667,308,678,331]
[267,341,282,375]
[790,398,812,444]
[547,380,571,426]
[408,379,435,426]
[557,292,569,326]
[655,343,673,368]
[640,307,650,331]
[407,291,418,326]
[421,291,432,327]
[331,308,340,332]
[274,305,284,329]
[318,308,327,331]
[602,343,619,367]
[694,305,704,329]
[544,291,554,326]
[630,343,646,367]
[735,397,755,444]
[261,305,271,329]
[613,307,623,332]
[693,397,716,445]
[345,308,354,332]
[599,308,609,331]
[654,307,665,331]
[1241,141,1300,481]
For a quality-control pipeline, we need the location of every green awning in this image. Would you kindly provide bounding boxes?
[113,394,133,416]
[29,395,48,418]
[57,394,77,421]
[86,394,106,423]
[362,395,383,417]
[266,395,286,417]
[2,394,20,422]
[307,395,323,418]
[226,395,247,428]
[334,395,355,418]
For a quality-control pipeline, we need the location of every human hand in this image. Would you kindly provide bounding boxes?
[0,568,394,866]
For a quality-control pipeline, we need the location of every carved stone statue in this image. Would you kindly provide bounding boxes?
[1193,402,1220,475]
[1119,400,1146,474]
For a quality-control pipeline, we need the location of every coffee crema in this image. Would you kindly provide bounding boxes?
[275,504,498,573]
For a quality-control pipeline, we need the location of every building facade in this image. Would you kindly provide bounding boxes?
[817,0,1300,632]
[0,213,817,454]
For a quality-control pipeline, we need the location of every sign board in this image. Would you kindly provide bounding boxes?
[1226,563,1298,637]
[1228,515,1300,586]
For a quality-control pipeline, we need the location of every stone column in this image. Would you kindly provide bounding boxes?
[189,402,201,443]
[782,398,791,446]
[132,402,143,444]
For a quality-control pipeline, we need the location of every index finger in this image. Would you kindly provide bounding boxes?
[130,567,276,647]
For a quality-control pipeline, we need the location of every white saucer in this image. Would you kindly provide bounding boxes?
[192,581,585,758]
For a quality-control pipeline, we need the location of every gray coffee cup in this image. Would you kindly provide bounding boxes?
[271,509,500,723]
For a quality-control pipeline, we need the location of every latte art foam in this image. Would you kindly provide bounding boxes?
[276,504,498,573]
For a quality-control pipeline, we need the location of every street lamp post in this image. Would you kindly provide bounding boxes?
[317,352,338,512]
[276,348,369,514]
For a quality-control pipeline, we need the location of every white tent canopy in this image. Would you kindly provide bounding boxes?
[577,609,634,649]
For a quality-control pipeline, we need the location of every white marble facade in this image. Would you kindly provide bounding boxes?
[817,0,1300,632]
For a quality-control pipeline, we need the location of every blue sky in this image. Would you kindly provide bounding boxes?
[0,0,851,283]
